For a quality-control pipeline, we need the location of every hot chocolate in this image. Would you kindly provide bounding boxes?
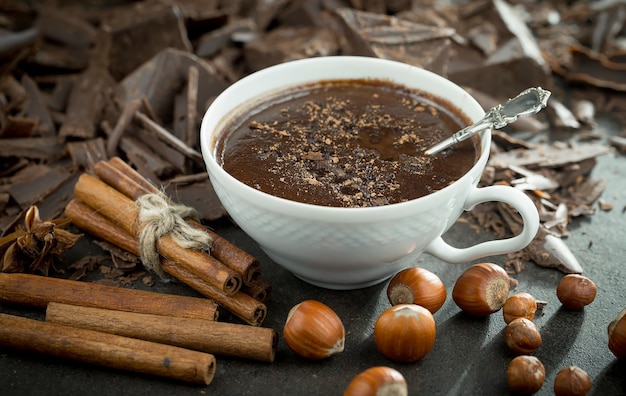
[215,79,480,208]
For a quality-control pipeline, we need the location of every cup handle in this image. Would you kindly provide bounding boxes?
[424,185,539,263]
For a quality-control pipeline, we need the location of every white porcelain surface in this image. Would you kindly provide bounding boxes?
[200,56,539,290]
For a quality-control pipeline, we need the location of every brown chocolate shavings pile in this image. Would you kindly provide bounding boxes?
[0,0,624,277]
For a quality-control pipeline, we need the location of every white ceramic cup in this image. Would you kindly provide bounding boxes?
[200,56,539,290]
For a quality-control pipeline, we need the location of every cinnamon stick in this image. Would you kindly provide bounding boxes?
[100,157,262,286]
[73,173,241,295]
[0,272,218,321]
[46,302,276,362]
[0,313,216,385]
[65,198,267,326]
[242,279,272,303]
[109,155,157,192]
[66,198,139,255]
[163,262,267,326]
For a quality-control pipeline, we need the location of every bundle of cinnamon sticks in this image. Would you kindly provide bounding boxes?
[65,157,271,326]
[0,157,279,384]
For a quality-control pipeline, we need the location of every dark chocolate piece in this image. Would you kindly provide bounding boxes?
[119,135,174,180]
[165,179,227,221]
[243,26,339,72]
[115,48,227,126]
[446,0,551,98]
[489,142,612,169]
[335,7,454,76]
[195,18,256,58]
[59,66,115,139]
[29,42,90,72]
[101,1,192,80]
[0,27,39,58]
[0,137,64,160]
[66,138,108,169]
[565,46,626,91]
[36,6,97,48]
[21,74,56,137]
[9,166,73,210]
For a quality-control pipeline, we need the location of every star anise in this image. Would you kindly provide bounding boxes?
[0,206,82,275]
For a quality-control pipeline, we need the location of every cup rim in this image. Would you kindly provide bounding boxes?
[200,56,489,217]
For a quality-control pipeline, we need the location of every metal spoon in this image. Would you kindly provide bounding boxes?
[424,87,551,156]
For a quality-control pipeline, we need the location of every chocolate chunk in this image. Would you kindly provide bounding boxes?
[101,1,192,80]
[277,0,324,27]
[21,74,56,137]
[1,116,37,139]
[59,66,115,139]
[116,48,227,126]
[0,136,65,160]
[36,6,97,48]
[118,135,175,180]
[446,0,551,98]
[45,76,74,112]
[66,138,108,169]
[243,26,339,72]
[196,18,256,58]
[242,0,291,31]
[335,8,454,76]
[0,27,39,58]
[9,166,73,210]
[565,46,626,91]
[489,142,612,170]
[28,42,91,72]
[37,171,81,221]
[165,179,226,221]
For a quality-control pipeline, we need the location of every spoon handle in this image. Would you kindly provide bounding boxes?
[425,87,551,156]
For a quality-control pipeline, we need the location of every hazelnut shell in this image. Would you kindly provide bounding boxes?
[553,366,592,396]
[283,300,345,360]
[506,355,545,394]
[504,318,542,355]
[608,307,626,360]
[387,267,447,313]
[452,263,510,317]
[344,366,408,396]
[556,274,597,310]
[503,292,537,324]
[374,304,436,363]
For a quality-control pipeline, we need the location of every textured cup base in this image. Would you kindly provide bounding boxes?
[291,272,394,291]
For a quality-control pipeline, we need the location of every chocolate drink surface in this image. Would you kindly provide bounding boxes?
[216,79,480,208]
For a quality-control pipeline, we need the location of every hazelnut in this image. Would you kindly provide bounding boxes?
[283,300,345,360]
[608,307,626,359]
[503,293,539,324]
[504,318,542,355]
[344,366,408,396]
[374,304,436,363]
[387,267,447,314]
[452,263,510,317]
[556,274,597,310]
[506,355,545,394]
[553,366,592,396]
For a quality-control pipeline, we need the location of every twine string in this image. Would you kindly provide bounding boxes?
[136,193,212,280]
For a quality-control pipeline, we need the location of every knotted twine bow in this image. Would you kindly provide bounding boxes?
[136,193,212,280]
